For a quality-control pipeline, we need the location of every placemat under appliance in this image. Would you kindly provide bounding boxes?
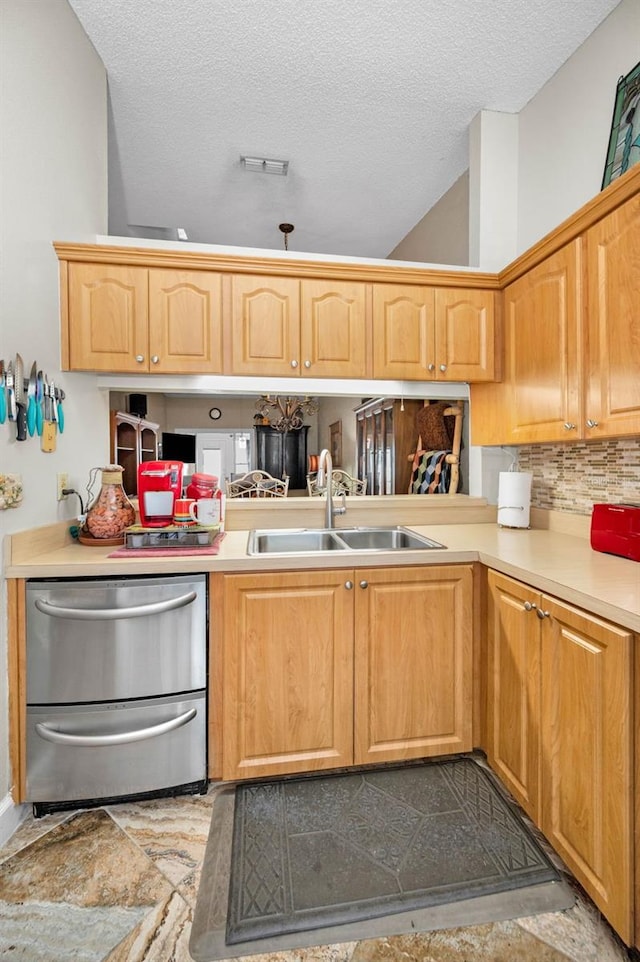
[107,533,225,558]
[224,757,560,945]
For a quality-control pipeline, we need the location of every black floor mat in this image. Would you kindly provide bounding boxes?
[225,757,560,945]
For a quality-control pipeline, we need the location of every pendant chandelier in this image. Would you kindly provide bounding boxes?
[255,395,318,432]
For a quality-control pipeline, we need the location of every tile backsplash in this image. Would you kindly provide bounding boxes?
[516,437,640,516]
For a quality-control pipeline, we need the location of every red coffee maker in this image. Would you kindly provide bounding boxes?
[137,461,183,527]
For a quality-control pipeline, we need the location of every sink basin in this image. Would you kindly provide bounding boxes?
[247,526,446,555]
[248,529,347,555]
[335,526,446,551]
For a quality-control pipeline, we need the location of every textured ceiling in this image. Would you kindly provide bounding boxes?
[68,0,621,258]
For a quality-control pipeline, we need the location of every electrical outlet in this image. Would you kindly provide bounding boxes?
[57,472,69,501]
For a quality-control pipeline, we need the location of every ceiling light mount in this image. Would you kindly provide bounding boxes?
[240,155,289,175]
[279,222,295,251]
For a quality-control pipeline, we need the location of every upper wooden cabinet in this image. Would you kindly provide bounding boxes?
[372,284,496,381]
[471,182,640,446]
[584,195,640,439]
[148,269,223,373]
[502,241,582,444]
[64,263,223,373]
[229,275,367,378]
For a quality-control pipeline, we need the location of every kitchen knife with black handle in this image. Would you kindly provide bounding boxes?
[14,353,27,441]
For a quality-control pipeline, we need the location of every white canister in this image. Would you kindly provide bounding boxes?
[497,471,532,528]
[189,498,220,526]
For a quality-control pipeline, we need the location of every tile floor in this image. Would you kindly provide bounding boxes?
[0,784,634,962]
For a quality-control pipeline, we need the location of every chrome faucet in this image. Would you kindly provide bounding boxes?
[317,448,346,529]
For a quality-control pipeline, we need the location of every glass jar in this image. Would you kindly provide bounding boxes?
[85,465,136,540]
[186,472,218,500]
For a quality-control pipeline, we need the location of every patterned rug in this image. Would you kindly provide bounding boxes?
[224,757,561,945]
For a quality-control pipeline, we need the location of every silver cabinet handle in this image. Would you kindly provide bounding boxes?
[35,708,197,747]
[427,363,435,372]
[34,590,197,621]
[586,419,599,428]
[439,364,447,372]
[304,360,311,368]
[135,355,144,363]
[523,601,537,612]
[563,422,576,430]
[359,580,369,589]
[536,608,550,620]
[151,355,159,364]
[345,580,354,590]
[290,359,298,368]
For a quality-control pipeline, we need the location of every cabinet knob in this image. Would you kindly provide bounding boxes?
[135,355,144,363]
[290,359,298,368]
[439,364,447,372]
[151,355,159,364]
[344,580,354,590]
[563,422,577,431]
[427,363,435,372]
[304,360,311,369]
[586,419,599,428]
[523,601,537,612]
[536,608,550,620]
[359,580,369,589]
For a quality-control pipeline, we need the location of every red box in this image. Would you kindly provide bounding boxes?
[590,503,640,562]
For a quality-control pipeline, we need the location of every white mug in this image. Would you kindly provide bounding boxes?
[189,497,220,525]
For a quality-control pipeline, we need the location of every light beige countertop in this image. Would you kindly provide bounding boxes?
[5,504,640,633]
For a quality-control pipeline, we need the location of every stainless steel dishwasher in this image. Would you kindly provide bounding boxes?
[25,573,208,815]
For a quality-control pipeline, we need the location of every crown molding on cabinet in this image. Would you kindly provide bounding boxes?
[499,163,640,288]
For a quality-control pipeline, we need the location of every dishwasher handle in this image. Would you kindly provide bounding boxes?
[33,590,198,621]
[34,708,197,747]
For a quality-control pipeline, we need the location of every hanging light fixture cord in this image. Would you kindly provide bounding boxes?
[279,222,294,251]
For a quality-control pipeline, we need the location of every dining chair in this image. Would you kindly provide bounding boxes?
[225,470,289,498]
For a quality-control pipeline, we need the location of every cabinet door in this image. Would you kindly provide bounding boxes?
[255,425,309,490]
[540,596,633,943]
[68,264,148,372]
[300,280,367,377]
[585,195,640,439]
[486,571,540,820]
[372,284,435,379]
[230,275,300,375]
[435,289,496,382]
[222,570,354,780]
[148,270,223,373]
[354,565,473,765]
[504,242,582,443]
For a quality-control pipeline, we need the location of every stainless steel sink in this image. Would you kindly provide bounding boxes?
[248,529,347,554]
[247,526,446,555]
[335,526,446,551]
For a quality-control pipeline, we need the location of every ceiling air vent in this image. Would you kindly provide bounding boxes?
[240,156,289,175]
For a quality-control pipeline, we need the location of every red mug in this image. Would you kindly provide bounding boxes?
[173,497,196,526]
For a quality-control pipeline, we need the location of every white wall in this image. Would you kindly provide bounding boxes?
[387,173,470,266]
[517,0,639,253]
[0,0,108,829]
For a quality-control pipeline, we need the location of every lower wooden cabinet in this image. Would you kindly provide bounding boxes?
[487,571,541,820]
[486,570,634,944]
[216,565,474,781]
[354,565,473,765]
